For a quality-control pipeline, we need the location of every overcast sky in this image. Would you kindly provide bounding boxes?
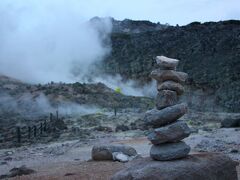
[80,0,240,25]
[1,0,240,25]
[35,0,240,25]
[48,0,240,25]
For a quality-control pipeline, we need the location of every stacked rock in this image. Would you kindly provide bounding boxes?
[144,56,191,161]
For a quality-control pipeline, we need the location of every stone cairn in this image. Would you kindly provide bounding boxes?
[144,56,191,161]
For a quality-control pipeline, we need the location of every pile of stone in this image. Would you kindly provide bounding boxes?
[111,56,239,180]
[144,56,191,160]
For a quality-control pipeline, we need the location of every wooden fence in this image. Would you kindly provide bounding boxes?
[1,111,59,146]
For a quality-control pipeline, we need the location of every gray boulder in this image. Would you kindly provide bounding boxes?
[150,69,188,84]
[148,121,191,145]
[111,153,239,180]
[221,118,240,128]
[156,90,178,110]
[157,81,184,95]
[156,56,179,70]
[150,141,190,161]
[92,145,137,161]
[144,103,188,127]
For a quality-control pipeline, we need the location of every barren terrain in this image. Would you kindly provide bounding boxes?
[0,126,239,179]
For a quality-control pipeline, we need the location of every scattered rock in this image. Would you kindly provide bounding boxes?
[156,56,179,70]
[115,124,130,132]
[230,149,239,153]
[0,162,7,165]
[112,152,129,162]
[0,165,35,179]
[157,81,184,95]
[150,141,190,160]
[129,122,137,130]
[144,103,188,127]
[148,121,191,144]
[94,126,113,132]
[150,69,188,84]
[5,151,14,155]
[221,118,240,128]
[4,157,12,161]
[92,145,137,161]
[111,153,239,180]
[156,90,178,110]
[64,173,76,176]
[202,126,213,131]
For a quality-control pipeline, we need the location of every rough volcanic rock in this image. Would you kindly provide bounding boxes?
[111,153,239,180]
[0,75,154,120]
[150,69,188,84]
[148,121,191,144]
[157,81,184,95]
[92,145,137,161]
[156,90,178,109]
[115,124,130,132]
[144,103,188,127]
[156,56,179,70]
[150,141,190,160]
[110,18,169,34]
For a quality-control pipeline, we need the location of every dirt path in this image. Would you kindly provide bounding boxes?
[10,161,126,180]
[0,137,149,180]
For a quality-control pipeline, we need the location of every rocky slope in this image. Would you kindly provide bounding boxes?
[101,20,240,112]
[0,75,153,148]
[0,75,153,119]
[111,18,169,33]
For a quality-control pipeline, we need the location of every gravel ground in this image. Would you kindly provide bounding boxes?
[0,128,239,179]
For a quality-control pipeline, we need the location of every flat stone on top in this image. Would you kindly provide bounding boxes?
[156,56,179,70]
[147,121,191,145]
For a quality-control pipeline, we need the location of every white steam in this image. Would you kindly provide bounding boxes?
[94,75,157,97]
[0,92,99,118]
[0,0,112,83]
[0,0,156,98]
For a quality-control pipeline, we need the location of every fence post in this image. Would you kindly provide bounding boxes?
[56,110,58,121]
[16,127,21,144]
[50,113,53,121]
[28,127,31,139]
[33,126,37,137]
[44,120,47,131]
[40,123,43,135]
[114,107,117,116]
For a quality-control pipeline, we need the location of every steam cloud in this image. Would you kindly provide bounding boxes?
[0,0,155,97]
[0,92,99,119]
[0,0,112,83]
[94,75,157,97]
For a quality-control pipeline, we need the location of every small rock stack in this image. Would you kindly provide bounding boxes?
[144,56,191,161]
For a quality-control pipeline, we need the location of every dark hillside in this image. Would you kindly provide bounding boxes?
[102,20,240,112]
